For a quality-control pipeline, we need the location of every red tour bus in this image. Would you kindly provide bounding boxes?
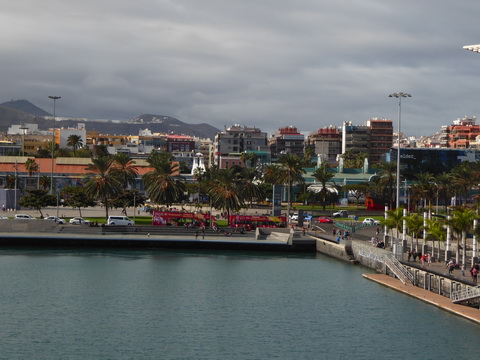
[229,215,287,230]
[152,211,211,226]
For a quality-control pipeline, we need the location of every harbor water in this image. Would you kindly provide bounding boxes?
[0,248,478,359]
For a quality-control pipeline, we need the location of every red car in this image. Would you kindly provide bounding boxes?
[318,217,334,223]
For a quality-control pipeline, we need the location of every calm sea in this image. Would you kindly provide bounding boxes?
[0,248,478,360]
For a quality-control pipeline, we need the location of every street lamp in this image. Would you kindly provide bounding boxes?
[463,44,480,53]
[48,96,61,194]
[389,92,411,209]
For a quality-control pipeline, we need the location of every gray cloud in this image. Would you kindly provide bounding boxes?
[2,0,480,136]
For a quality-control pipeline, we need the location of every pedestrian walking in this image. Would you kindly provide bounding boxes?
[462,264,466,277]
[473,267,478,284]
[407,249,411,262]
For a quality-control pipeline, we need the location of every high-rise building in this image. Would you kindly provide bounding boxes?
[342,118,393,164]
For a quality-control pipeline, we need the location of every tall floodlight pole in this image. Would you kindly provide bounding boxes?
[389,92,411,209]
[463,44,480,53]
[48,96,61,194]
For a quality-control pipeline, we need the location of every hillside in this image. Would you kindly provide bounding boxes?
[0,100,220,139]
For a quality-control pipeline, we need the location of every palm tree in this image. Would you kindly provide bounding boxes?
[448,207,476,265]
[405,213,424,252]
[239,167,265,207]
[375,161,397,209]
[24,158,39,177]
[383,207,404,246]
[451,162,475,205]
[39,175,51,190]
[84,157,123,220]
[113,153,138,188]
[207,167,244,224]
[426,218,446,261]
[312,163,335,210]
[142,152,186,206]
[434,172,452,212]
[192,167,205,205]
[67,135,83,157]
[277,153,305,217]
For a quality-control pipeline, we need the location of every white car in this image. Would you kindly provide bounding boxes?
[363,218,380,225]
[69,217,90,225]
[44,216,66,224]
[14,214,36,220]
[290,213,299,221]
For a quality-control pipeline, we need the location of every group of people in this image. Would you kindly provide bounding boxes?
[406,250,432,266]
[332,228,350,243]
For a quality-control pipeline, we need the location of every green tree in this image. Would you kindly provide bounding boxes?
[207,167,244,223]
[18,189,56,218]
[448,207,476,265]
[277,153,305,217]
[84,157,123,220]
[113,153,138,188]
[405,213,424,252]
[383,207,404,245]
[110,189,147,216]
[312,163,335,210]
[62,186,97,217]
[24,158,39,178]
[342,183,370,208]
[374,161,397,209]
[142,152,186,206]
[239,167,265,207]
[451,162,475,205]
[39,175,51,191]
[426,218,446,261]
[67,134,83,157]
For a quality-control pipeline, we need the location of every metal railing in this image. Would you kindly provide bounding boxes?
[451,286,480,303]
[358,247,413,285]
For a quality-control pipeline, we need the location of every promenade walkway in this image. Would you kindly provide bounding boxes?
[363,273,480,324]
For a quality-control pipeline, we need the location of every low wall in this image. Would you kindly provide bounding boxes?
[0,219,58,232]
[315,238,357,264]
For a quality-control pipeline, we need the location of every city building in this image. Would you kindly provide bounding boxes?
[269,126,305,159]
[342,118,393,164]
[306,126,341,164]
[213,125,269,168]
[440,116,480,149]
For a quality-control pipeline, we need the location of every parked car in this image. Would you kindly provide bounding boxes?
[318,216,334,223]
[290,213,299,221]
[69,217,90,225]
[363,218,380,225]
[332,210,349,218]
[44,216,66,224]
[14,214,36,220]
[107,216,134,226]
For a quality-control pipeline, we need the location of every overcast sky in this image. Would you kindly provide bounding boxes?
[2,0,480,136]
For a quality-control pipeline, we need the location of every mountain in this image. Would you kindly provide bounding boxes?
[0,100,220,139]
[0,99,50,117]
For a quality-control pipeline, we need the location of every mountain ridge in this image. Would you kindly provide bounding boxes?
[0,100,220,139]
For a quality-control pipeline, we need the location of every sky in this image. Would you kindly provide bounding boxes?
[2,0,480,137]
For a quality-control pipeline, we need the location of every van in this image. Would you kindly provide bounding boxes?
[14,214,36,220]
[107,216,134,226]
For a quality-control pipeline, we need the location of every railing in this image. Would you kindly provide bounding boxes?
[358,248,413,285]
[451,286,480,303]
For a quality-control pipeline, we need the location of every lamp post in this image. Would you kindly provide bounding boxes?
[48,96,61,194]
[389,92,411,209]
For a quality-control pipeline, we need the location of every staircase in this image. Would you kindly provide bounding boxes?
[358,247,413,285]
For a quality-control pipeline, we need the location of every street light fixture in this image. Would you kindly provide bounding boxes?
[48,96,61,194]
[463,44,480,53]
[389,92,411,209]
